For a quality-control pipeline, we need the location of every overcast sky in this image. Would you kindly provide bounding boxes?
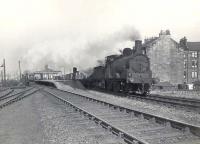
[0,0,200,76]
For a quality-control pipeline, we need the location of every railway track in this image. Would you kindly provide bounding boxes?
[89,89,200,110]
[0,87,39,109]
[43,87,200,144]
[0,87,34,101]
[0,89,14,98]
[41,90,128,144]
[0,88,10,92]
[128,94,200,110]
[0,87,28,100]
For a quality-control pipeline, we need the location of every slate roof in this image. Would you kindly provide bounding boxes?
[187,42,200,51]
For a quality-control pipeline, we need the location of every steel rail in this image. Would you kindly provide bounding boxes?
[0,89,14,99]
[43,89,149,144]
[0,87,33,101]
[52,88,200,137]
[0,88,10,92]
[128,94,200,109]
[88,89,200,109]
[0,88,39,109]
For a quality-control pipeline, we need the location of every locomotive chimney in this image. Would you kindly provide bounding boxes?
[72,67,77,80]
[135,40,142,54]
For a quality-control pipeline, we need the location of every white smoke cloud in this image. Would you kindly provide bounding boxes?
[20,26,140,73]
[1,0,199,78]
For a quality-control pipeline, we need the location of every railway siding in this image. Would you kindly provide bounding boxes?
[44,88,149,144]
[0,87,38,109]
[39,80,200,125]
[52,88,200,136]
[40,90,127,144]
[87,89,200,126]
[0,89,14,98]
[128,94,200,110]
[43,87,200,144]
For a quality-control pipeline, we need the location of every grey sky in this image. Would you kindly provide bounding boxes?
[0,0,200,76]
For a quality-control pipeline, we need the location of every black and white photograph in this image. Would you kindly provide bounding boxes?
[0,0,200,144]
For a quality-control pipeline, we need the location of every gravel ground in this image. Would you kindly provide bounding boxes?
[56,82,200,127]
[0,89,13,97]
[47,88,200,144]
[0,87,33,105]
[0,88,125,144]
[87,91,200,127]
[0,88,9,92]
[0,87,29,98]
[10,88,29,94]
[151,90,200,100]
[0,92,44,144]
[40,91,126,144]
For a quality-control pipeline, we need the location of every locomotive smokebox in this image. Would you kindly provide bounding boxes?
[135,40,142,54]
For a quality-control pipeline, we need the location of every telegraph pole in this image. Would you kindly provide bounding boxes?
[19,60,22,81]
[63,67,65,80]
[1,71,3,87]
[3,59,6,86]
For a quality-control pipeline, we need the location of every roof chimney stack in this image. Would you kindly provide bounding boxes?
[135,40,142,54]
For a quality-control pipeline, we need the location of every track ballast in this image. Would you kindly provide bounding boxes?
[43,87,200,144]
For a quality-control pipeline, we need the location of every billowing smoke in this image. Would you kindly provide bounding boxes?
[20,26,140,74]
[85,26,140,56]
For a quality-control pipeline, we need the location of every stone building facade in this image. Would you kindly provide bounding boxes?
[180,37,200,84]
[143,30,184,85]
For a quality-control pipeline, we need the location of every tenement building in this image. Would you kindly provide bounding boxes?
[143,30,184,85]
[179,37,200,84]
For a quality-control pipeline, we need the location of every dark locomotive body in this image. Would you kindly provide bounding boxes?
[82,40,152,95]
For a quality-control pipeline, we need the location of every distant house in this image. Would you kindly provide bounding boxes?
[180,37,200,85]
[143,30,184,85]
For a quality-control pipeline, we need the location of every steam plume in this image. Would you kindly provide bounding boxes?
[20,26,140,73]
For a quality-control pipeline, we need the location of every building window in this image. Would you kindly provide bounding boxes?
[192,60,198,68]
[191,51,197,58]
[184,61,187,68]
[184,71,186,79]
[191,71,198,78]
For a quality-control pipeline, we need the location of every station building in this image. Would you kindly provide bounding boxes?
[33,65,62,80]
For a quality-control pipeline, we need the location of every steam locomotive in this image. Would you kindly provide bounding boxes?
[82,40,152,95]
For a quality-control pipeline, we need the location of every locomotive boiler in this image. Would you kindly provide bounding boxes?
[82,40,152,95]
